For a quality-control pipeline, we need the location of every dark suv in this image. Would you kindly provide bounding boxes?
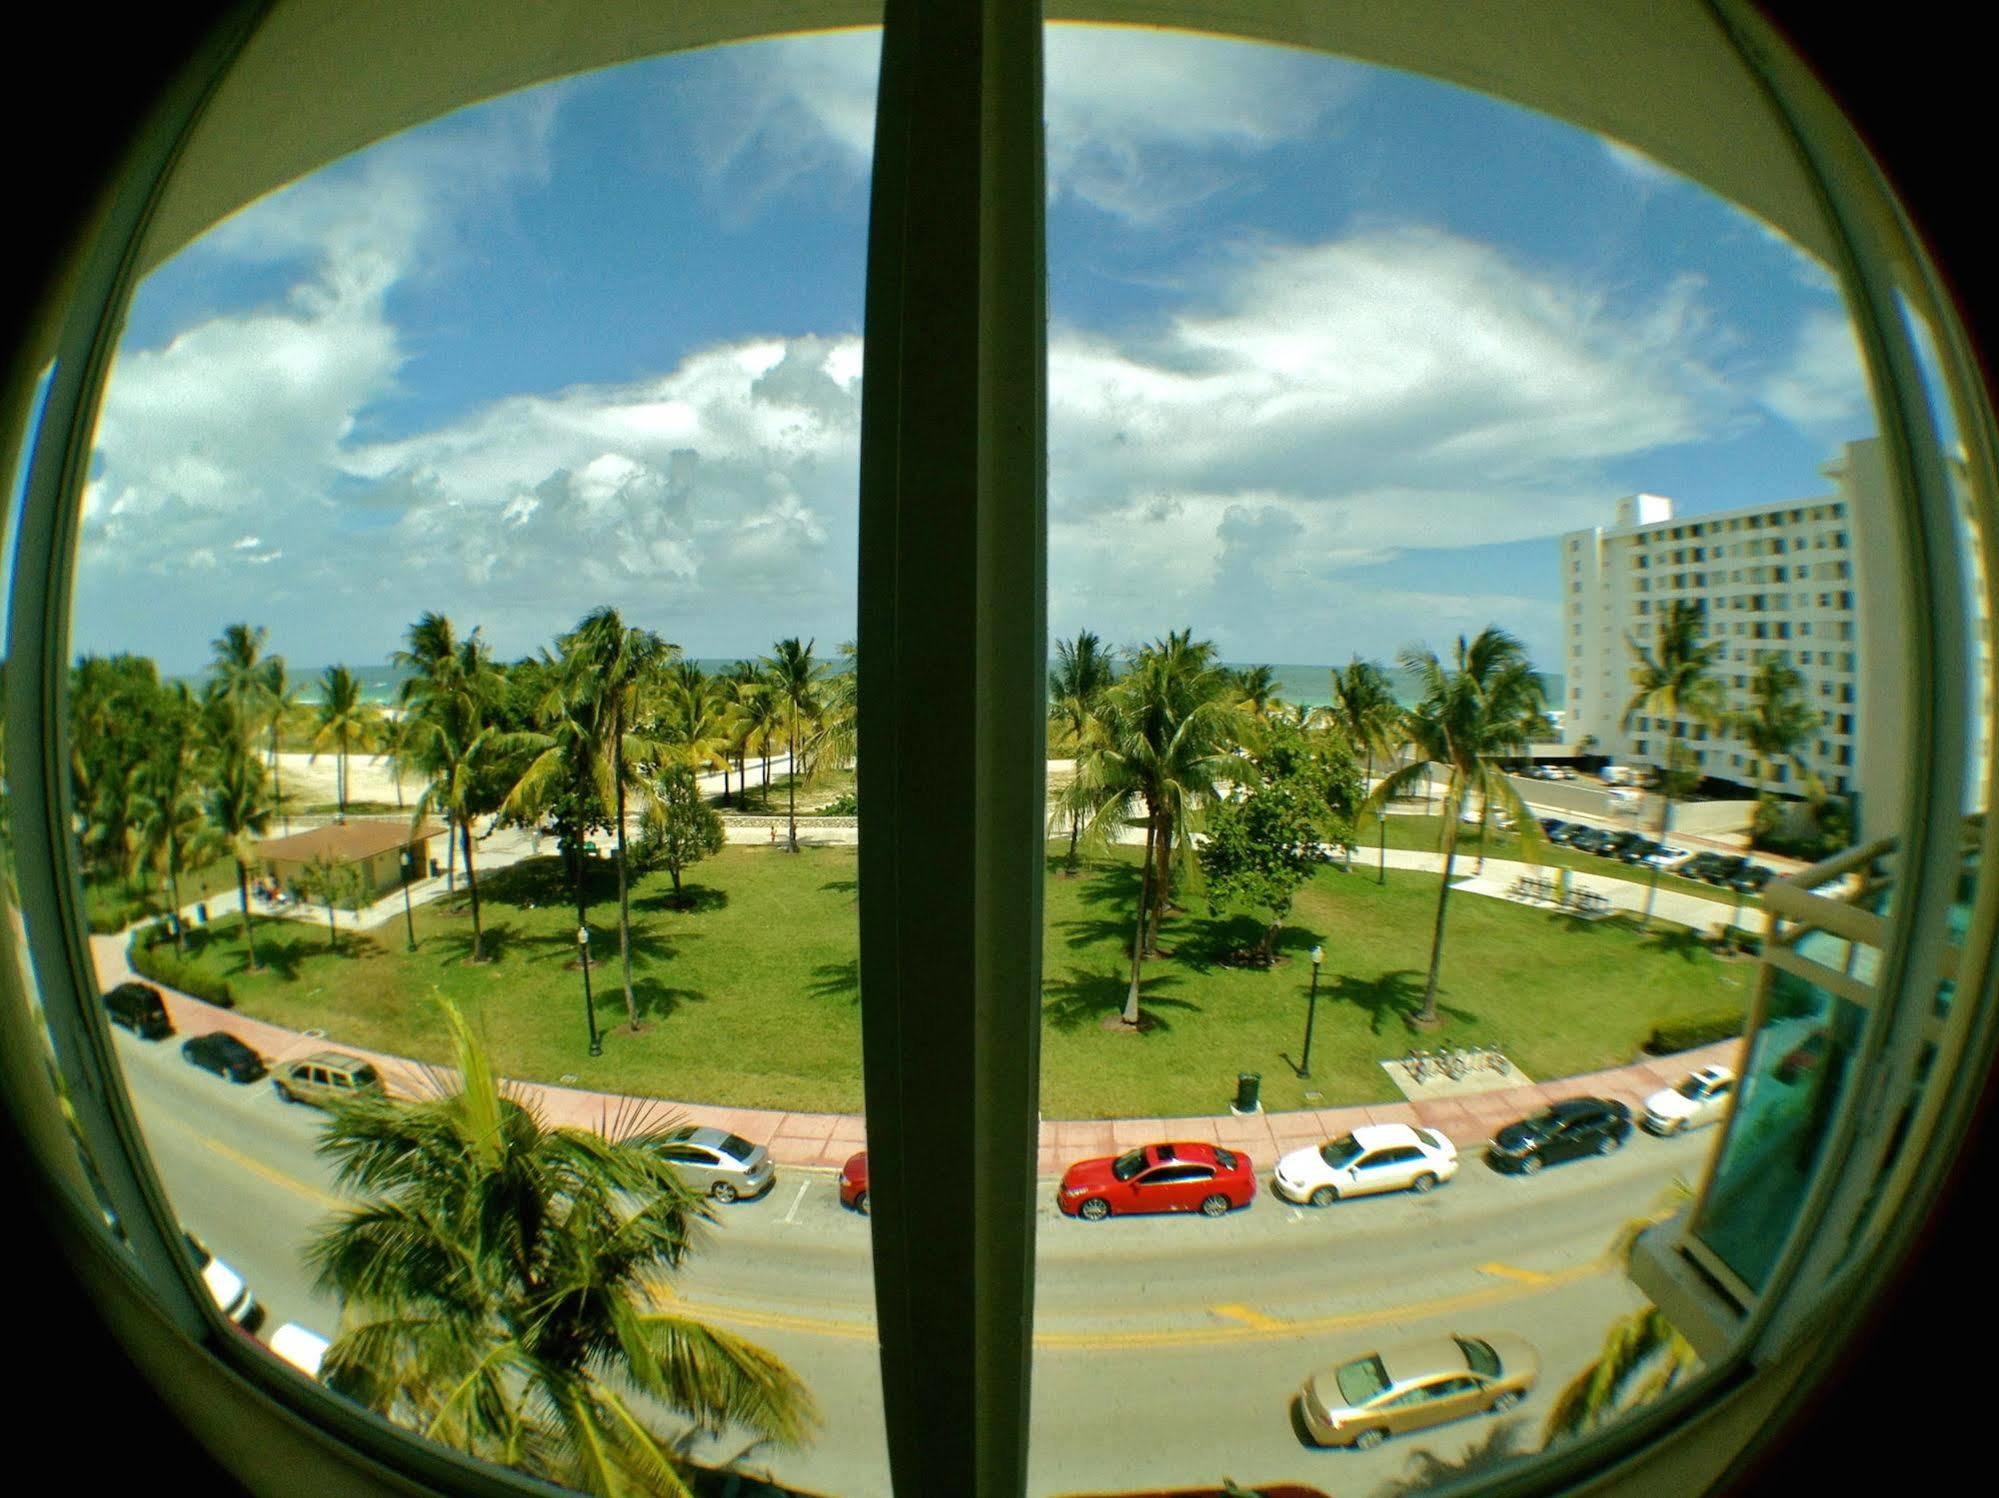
[103,981,172,1040]
[1487,1098,1632,1175]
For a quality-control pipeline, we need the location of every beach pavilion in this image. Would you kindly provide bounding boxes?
[257,819,446,900]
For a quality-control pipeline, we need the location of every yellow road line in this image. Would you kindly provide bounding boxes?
[672,1253,1621,1352]
[199,1137,347,1211]
[1478,1261,1554,1285]
[1210,1302,1288,1331]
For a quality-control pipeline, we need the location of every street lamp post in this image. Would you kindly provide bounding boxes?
[579,925,601,1057]
[398,849,417,952]
[1299,944,1325,1079]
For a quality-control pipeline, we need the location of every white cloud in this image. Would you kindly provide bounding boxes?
[1757,307,1872,431]
[685,26,1358,223]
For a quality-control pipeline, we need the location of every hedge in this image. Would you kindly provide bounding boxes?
[1644,1006,1745,1055]
[127,928,235,1009]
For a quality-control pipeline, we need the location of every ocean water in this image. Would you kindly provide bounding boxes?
[229,657,1563,710]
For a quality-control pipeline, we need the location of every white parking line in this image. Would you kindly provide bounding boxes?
[783,1179,809,1224]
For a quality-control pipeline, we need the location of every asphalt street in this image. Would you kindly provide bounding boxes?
[115,1023,1717,1497]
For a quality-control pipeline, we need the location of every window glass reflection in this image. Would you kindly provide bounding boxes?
[59,30,885,1496]
[1036,20,1881,1491]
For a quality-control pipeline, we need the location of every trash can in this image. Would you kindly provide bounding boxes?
[1230,1071,1262,1116]
[195,902,209,924]
[430,859,443,878]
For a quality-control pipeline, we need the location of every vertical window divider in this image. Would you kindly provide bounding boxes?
[856,3,1046,1495]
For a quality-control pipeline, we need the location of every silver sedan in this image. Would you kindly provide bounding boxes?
[657,1125,777,1203]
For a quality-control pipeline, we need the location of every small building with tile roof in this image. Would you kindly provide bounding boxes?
[258,819,445,899]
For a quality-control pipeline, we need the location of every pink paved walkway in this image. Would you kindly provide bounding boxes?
[95,933,1745,1177]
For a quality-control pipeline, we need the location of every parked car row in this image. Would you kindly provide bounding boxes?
[1516,765,1578,781]
[1532,823,1774,890]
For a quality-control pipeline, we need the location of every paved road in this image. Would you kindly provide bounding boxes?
[115,1023,1717,1496]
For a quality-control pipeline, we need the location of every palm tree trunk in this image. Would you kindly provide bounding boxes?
[613,737,639,1029]
[271,729,290,832]
[236,861,262,973]
[1067,807,1082,870]
[1378,811,1387,886]
[461,818,486,961]
[1418,790,1462,1026]
[786,711,799,852]
[1642,744,1674,930]
[337,743,347,816]
[1123,820,1157,1026]
[445,811,456,893]
[167,857,185,955]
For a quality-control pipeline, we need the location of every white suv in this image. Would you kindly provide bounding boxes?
[1643,1065,1737,1135]
[1274,1123,1459,1206]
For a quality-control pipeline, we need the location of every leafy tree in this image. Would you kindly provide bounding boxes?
[260,656,306,830]
[636,767,725,908]
[313,664,381,817]
[1048,631,1116,872]
[71,654,169,891]
[1624,600,1727,928]
[818,641,859,776]
[1200,724,1360,962]
[308,998,817,1496]
[297,852,367,949]
[1361,628,1548,1028]
[1226,663,1282,721]
[762,638,825,853]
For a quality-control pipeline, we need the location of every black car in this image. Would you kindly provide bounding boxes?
[1565,826,1603,853]
[103,981,172,1040]
[1732,864,1775,894]
[1597,831,1642,859]
[1620,837,1663,865]
[181,1032,266,1083]
[1703,854,1750,886]
[1487,1098,1633,1175]
[1537,817,1569,840]
[1684,851,1729,881]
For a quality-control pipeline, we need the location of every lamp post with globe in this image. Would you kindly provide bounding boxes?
[579,925,601,1057]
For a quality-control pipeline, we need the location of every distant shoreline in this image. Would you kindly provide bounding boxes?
[165,656,1567,709]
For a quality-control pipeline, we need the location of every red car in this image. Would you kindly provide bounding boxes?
[1058,1141,1255,1220]
[840,1150,869,1213]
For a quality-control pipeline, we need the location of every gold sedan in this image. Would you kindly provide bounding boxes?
[1299,1332,1539,1450]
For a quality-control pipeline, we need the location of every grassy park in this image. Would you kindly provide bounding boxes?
[137,841,1750,1119]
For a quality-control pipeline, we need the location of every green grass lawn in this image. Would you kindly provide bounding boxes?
[137,843,1750,1119]
[85,856,241,933]
[1363,813,1761,911]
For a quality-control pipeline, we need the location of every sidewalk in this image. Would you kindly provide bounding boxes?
[94,933,1743,1179]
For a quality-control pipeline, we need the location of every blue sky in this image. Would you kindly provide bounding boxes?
[74,26,1874,675]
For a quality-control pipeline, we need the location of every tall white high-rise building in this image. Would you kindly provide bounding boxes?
[1560,439,1889,825]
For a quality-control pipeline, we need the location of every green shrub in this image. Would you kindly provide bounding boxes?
[820,792,858,816]
[1644,1006,1745,1055]
[128,933,235,1009]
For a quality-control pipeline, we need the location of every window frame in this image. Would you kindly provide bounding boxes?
[1,5,1996,1498]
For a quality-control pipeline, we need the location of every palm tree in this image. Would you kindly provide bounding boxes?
[1330,656,1400,882]
[1623,600,1727,928]
[1370,1418,1529,1495]
[738,678,786,809]
[1227,663,1281,721]
[818,641,859,777]
[313,665,380,817]
[1072,633,1242,1027]
[307,998,816,1496]
[499,648,611,978]
[138,684,217,952]
[1543,1182,1699,1445]
[209,622,271,733]
[260,657,306,832]
[203,697,275,974]
[658,665,732,780]
[569,608,675,1028]
[1360,629,1548,1028]
[1732,656,1822,802]
[399,615,504,960]
[1048,631,1116,872]
[762,638,825,854]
